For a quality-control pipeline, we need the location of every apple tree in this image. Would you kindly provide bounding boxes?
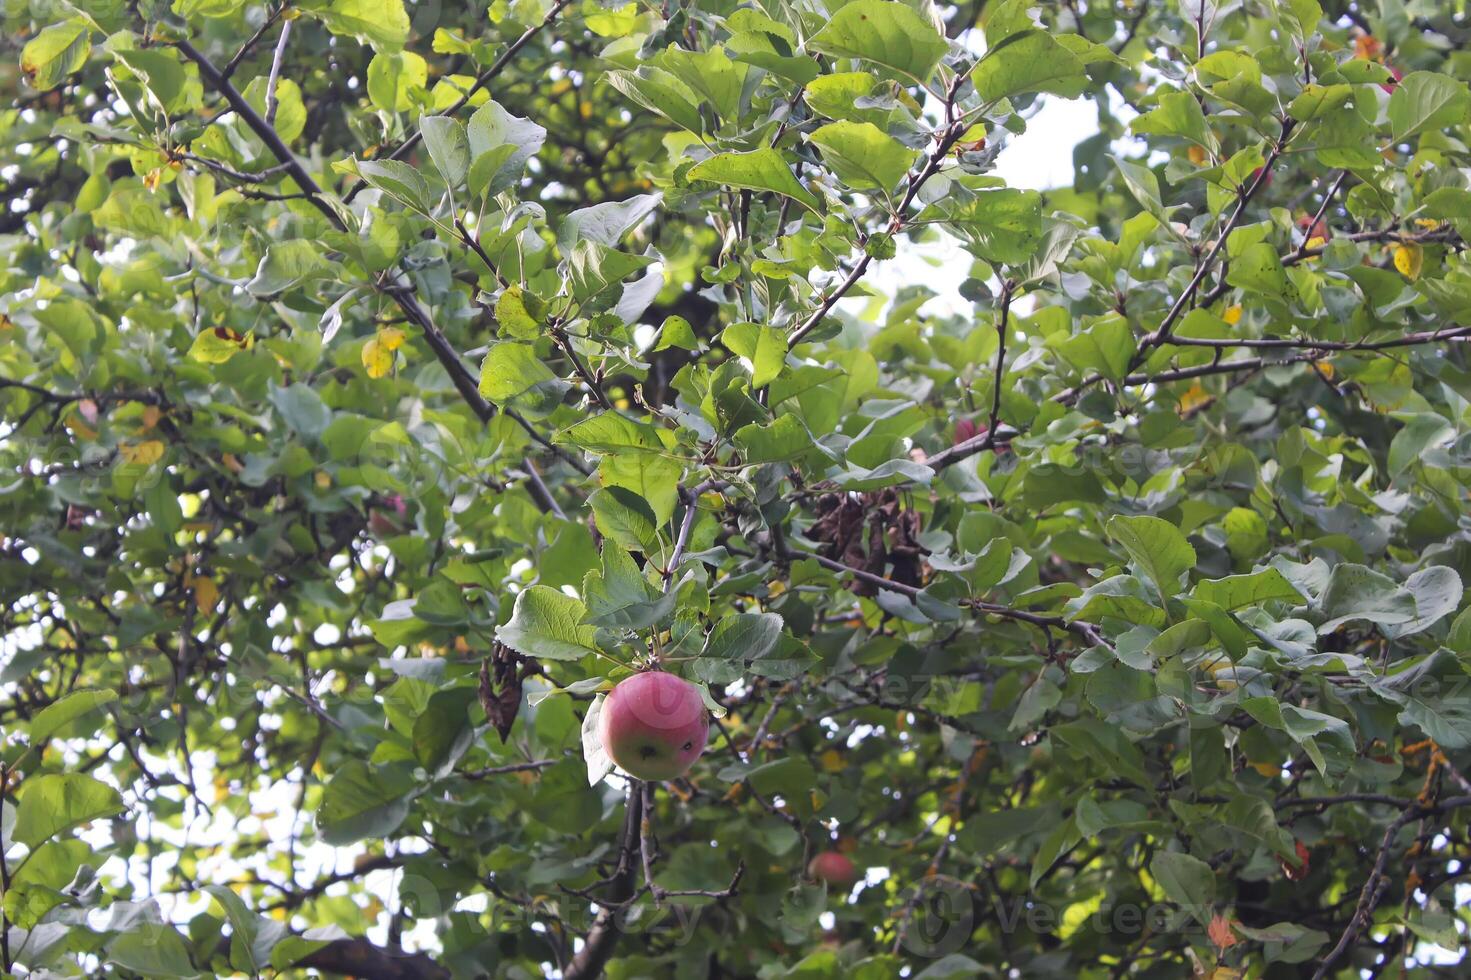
[5,0,1471,976]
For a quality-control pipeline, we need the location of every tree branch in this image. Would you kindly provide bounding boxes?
[564,782,643,980]
[176,38,590,488]
[787,74,969,347]
[1132,117,1295,360]
[293,937,449,980]
[343,0,574,203]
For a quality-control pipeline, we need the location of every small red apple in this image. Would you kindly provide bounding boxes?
[368,494,408,538]
[1296,213,1331,244]
[598,671,709,781]
[953,418,979,446]
[808,850,858,887]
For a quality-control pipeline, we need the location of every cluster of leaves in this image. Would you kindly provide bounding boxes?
[4,0,1471,977]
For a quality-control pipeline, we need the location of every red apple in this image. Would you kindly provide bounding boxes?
[1296,213,1331,244]
[808,850,858,887]
[953,418,979,446]
[598,671,709,781]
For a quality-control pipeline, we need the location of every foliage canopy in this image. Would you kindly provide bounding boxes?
[4,0,1471,977]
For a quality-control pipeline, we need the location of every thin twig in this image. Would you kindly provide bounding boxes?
[344,0,574,202]
[263,19,293,127]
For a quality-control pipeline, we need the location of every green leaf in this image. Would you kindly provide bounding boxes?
[13,772,125,848]
[1107,515,1196,602]
[653,45,748,121]
[583,542,666,629]
[606,67,705,133]
[419,114,470,189]
[206,885,289,975]
[582,695,613,785]
[466,100,546,196]
[807,121,916,192]
[412,688,477,777]
[1191,569,1304,610]
[187,327,253,364]
[108,923,199,978]
[367,50,427,112]
[243,75,307,143]
[1287,83,1351,121]
[1388,71,1471,143]
[733,415,814,463]
[1149,850,1215,925]
[556,412,666,454]
[589,486,659,552]
[477,342,568,415]
[27,689,117,745]
[1130,90,1210,146]
[1113,155,1164,217]
[494,284,544,338]
[269,382,332,441]
[971,30,1087,103]
[1316,563,1417,634]
[246,240,327,297]
[654,315,699,351]
[566,241,656,304]
[21,19,91,91]
[559,193,664,250]
[808,0,950,82]
[315,761,416,845]
[530,758,603,833]
[112,48,190,114]
[721,322,789,388]
[1226,242,1293,299]
[1388,413,1454,477]
[928,189,1044,265]
[317,0,411,51]
[1382,566,1463,639]
[703,612,784,660]
[1056,314,1137,382]
[599,452,681,526]
[688,149,821,213]
[496,585,601,661]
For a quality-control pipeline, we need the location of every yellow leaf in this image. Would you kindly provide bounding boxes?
[1250,760,1281,777]
[1222,304,1242,325]
[1177,383,1211,415]
[819,749,846,773]
[120,440,165,466]
[193,576,219,613]
[315,471,332,489]
[362,336,394,378]
[1394,242,1423,280]
[141,405,161,429]
[1414,218,1440,230]
[65,415,98,441]
[1187,144,1208,166]
[378,326,406,351]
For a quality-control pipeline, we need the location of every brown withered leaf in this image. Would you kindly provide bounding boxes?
[478,642,537,743]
